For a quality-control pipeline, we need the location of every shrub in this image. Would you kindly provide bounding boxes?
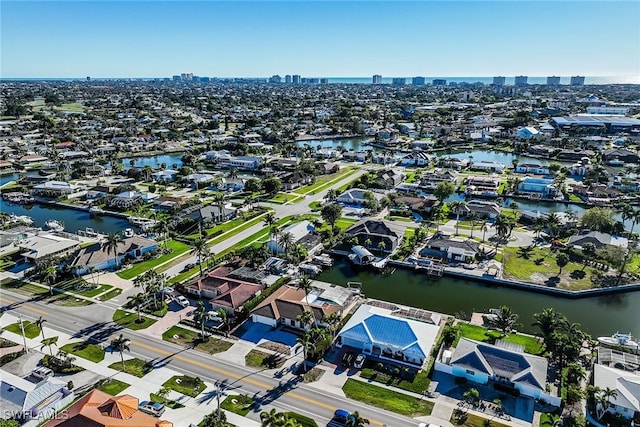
[41,355,84,374]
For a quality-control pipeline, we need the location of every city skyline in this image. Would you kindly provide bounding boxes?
[1,1,639,79]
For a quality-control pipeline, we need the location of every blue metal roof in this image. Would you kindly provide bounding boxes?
[364,314,418,348]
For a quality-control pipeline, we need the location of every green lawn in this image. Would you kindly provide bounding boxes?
[108,358,149,377]
[55,278,113,297]
[98,288,122,301]
[58,102,85,112]
[502,246,596,290]
[359,366,430,394]
[162,326,233,354]
[294,168,358,195]
[4,321,40,339]
[342,379,433,416]
[163,375,206,397]
[1,281,49,297]
[96,379,130,395]
[185,211,264,241]
[118,240,191,279]
[283,412,318,427]
[204,213,269,247]
[451,412,510,427]
[112,310,156,330]
[150,393,184,409]
[59,342,105,362]
[309,201,322,211]
[219,394,255,416]
[456,323,543,355]
[245,349,285,369]
[267,193,304,204]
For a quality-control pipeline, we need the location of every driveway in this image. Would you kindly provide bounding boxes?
[236,321,298,346]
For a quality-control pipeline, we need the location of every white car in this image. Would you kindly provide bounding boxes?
[175,295,190,307]
[31,366,54,380]
[353,353,366,369]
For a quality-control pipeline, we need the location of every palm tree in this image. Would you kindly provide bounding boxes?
[127,293,146,323]
[325,188,338,202]
[279,231,294,258]
[346,411,370,427]
[227,168,238,180]
[57,350,76,367]
[154,219,171,251]
[531,308,560,350]
[35,316,47,342]
[110,334,131,372]
[324,312,342,338]
[40,336,59,356]
[296,329,317,373]
[619,204,636,238]
[468,212,478,239]
[488,305,519,337]
[156,386,170,403]
[191,238,209,277]
[103,233,123,269]
[296,276,316,327]
[216,308,230,337]
[194,300,208,340]
[377,240,387,252]
[449,201,465,235]
[297,310,314,330]
[44,265,58,295]
[260,408,287,427]
[213,192,227,222]
[546,213,561,239]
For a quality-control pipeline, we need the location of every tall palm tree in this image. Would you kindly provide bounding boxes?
[324,312,342,339]
[488,305,519,337]
[40,336,59,356]
[263,212,276,239]
[297,310,314,330]
[110,334,131,372]
[103,233,123,269]
[35,316,47,342]
[449,201,466,235]
[213,192,227,222]
[279,231,294,258]
[154,219,171,251]
[127,293,146,322]
[346,411,370,427]
[531,308,560,350]
[194,300,208,339]
[296,276,316,327]
[468,212,478,238]
[191,238,209,277]
[44,265,58,295]
[216,308,230,337]
[227,168,238,181]
[296,329,317,373]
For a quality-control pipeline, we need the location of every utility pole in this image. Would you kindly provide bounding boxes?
[215,381,222,420]
[19,313,28,353]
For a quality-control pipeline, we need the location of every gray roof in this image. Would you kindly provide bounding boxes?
[450,338,548,390]
[0,371,68,414]
[593,364,640,413]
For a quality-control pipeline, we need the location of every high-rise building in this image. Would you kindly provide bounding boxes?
[268,75,282,83]
[570,76,585,86]
[292,74,301,84]
[432,79,447,86]
[285,75,292,84]
[172,75,181,81]
[392,77,406,85]
[492,76,506,86]
[372,74,382,84]
[514,75,528,87]
[320,78,329,84]
[546,76,561,86]
[412,76,426,85]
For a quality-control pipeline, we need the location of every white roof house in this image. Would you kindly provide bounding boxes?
[267,220,315,254]
[17,233,80,261]
[336,303,443,368]
[516,127,541,139]
[593,364,640,419]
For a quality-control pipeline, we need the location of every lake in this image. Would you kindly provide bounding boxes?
[115,154,184,170]
[318,259,640,338]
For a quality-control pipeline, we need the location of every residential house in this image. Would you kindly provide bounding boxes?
[392,196,438,214]
[151,169,179,182]
[372,153,398,165]
[217,155,262,171]
[182,266,264,312]
[435,338,559,407]
[153,196,187,212]
[32,181,83,197]
[516,126,541,139]
[592,364,640,421]
[335,302,443,369]
[374,170,405,189]
[470,161,505,173]
[251,281,355,329]
[400,152,433,167]
[17,233,80,262]
[44,389,172,427]
[336,188,385,207]
[465,175,501,198]
[453,200,501,219]
[518,177,558,197]
[419,171,458,190]
[439,157,469,170]
[345,219,403,253]
[181,204,237,225]
[421,234,481,262]
[267,220,321,255]
[70,236,159,275]
[342,151,367,162]
[572,184,617,203]
[186,173,216,189]
[1,371,75,427]
[515,163,550,175]
[280,171,313,191]
[557,149,595,162]
[107,191,144,209]
[313,148,342,160]
[567,231,628,250]
[603,148,640,164]
[19,154,49,165]
[269,158,299,170]
[376,128,399,142]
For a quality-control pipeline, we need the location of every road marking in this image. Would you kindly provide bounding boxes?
[0,296,48,315]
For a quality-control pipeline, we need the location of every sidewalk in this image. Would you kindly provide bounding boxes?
[0,312,261,427]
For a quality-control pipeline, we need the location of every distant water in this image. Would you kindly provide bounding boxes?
[2,76,638,85]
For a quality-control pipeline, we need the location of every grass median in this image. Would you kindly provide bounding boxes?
[112,310,156,330]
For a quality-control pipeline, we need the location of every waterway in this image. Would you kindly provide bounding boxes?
[435,149,554,166]
[0,199,131,234]
[114,154,184,170]
[297,137,372,151]
[318,259,640,338]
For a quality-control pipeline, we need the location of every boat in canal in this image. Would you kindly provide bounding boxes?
[44,219,64,232]
[89,207,105,216]
[9,214,34,226]
[598,333,640,351]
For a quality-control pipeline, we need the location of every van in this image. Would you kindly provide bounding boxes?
[31,367,54,380]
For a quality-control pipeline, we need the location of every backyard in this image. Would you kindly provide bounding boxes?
[455,323,543,355]
[118,239,191,279]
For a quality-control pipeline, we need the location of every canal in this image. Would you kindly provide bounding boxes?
[318,259,640,338]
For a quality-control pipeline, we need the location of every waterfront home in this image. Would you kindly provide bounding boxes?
[1,370,75,426]
[603,148,640,164]
[180,204,236,225]
[400,152,433,167]
[372,153,399,165]
[336,188,385,207]
[153,196,187,212]
[151,169,179,182]
[335,302,443,369]
[58,150,89,160]
[470,161,505,173]
[421,234,481,262]
[185,173,216,188]
[373,169,405,189]
[515,163,550,175]
[70,235,159,275]
[557,149,595,162]
[572,184,617,203]
[17,233,80,262]
[107,191,143,209]
[251,281,354,329]
[211,177,246,192]
[435,338,560,407]
[182,266,263,313]
[32,181,83,197]
[43,389,172,427]
[345,219,403,253]
[454,199,501,219]
[517,177,558,197]
[266,220,321,255]
[527,144,556,158]
[269,158,300,170]
[217,155,262,171]
[313,148,342,160]
[567,231,628,250]
[419,170,458,190]
[410,140,436,150]
[592,364,640,421]
[23,172,57,184]
[393,195,437,214]
[376,128,399,142]
[342,151,367,162]
[465,175,501,198]
[280,171,313,190]
[438,157,469,170]
[516,126,541,139]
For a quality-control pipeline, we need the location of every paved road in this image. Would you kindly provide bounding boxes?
[0,286,416,427]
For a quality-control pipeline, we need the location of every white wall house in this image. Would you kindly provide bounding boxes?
[516,127,541,139]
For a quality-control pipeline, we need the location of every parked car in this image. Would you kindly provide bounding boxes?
[418,424,440,427]
[341,351,355,367]
[31,366,54,380]
[182,263,196,272]
[353,353,366,369]
[175,295,190,307]
[333,409,351,423]
[138,401,165,417]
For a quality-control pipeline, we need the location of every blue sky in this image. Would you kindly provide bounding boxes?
[2,1,639,79]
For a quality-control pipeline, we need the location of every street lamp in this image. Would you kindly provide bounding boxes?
[215,381,223,420]
[19,313,28,353]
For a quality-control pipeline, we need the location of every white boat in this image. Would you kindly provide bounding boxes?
[44,219,64,232]
[10,214,34,226]
[123,228,135,238]
[89,207,105,216]
[598,332,640,350]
